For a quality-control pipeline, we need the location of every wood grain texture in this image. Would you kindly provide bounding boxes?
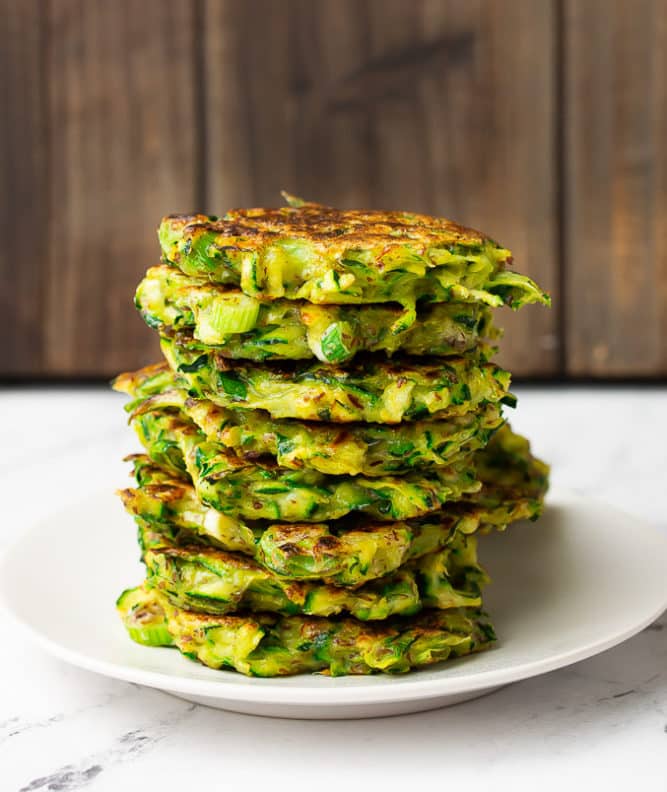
[564,0,667,376]
[0,0,47,375]
[202,0,559,377]
[8,0,666,380]
[43,0,199,376]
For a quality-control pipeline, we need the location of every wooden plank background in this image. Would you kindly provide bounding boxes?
[0,0,664,379]
[564,0,667,376]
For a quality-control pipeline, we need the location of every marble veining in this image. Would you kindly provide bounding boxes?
[17,704,197,792]
[0,685,142,748]
[1,386,665,790]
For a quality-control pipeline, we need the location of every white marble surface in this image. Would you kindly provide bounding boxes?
[1,385,666,791]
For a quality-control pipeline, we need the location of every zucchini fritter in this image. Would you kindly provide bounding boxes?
[139,524,487,620]
[115,363,504,476]
[129,410,481,523]
[119,424,547,587]
[118,586,495,676]
[159,197,549,315]
[158,336,514,423]
[122,462,474,587]
[472,424,550,521]
[137,265,498,362]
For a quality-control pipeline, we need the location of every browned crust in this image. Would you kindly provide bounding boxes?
[112,361,169,394]
[163,198,495,251]
[166,598,480,640]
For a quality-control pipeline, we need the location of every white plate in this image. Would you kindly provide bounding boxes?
[1,489,666,719]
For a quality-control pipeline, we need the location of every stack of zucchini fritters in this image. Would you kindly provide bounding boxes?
[114,195,550,677]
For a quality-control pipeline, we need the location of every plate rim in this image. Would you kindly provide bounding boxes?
[2,488,666,707]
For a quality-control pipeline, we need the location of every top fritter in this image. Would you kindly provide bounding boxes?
[159,194,549,312]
